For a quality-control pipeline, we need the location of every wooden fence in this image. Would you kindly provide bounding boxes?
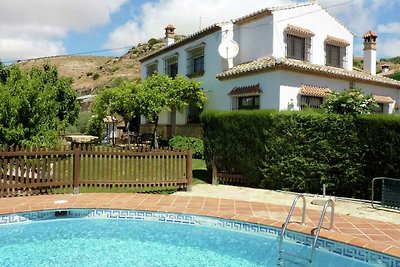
[0,145,192,197]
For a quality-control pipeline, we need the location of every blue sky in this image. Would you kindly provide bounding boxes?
[1,0,400,63]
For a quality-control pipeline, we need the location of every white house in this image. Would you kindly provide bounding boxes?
[139,1,400,126]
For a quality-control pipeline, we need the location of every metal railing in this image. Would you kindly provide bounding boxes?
[279,194,307,261]
[311,199,335,261]
[278,195,335,266]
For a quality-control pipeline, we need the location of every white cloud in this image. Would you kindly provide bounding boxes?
[377,22,400,34]
[0,38,66,61]
[104,0,297,48]
[380,38,400,58]
[319,0,400,56]
[0,0,127,62]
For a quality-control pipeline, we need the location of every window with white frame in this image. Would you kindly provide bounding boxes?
[238,96,260,110]
[325,36,349,69]
[186,46,204,77]
[300,96,323,109]
[286,34,311,61]
[164,55,178,78]
[326,44,346,68]
[146,62,158,77]
[372,103,384,113]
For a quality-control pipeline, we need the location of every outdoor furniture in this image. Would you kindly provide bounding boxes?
[372,177,400,209]
[139,133,154,147]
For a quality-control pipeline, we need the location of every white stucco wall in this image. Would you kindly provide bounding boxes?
[278,70,399,113]
[236,16,274,63]
[272,4,354,71]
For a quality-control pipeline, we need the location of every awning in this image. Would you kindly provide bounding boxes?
[285,24,315,38]
[300,85,331,97]
[228,83,262,97]
[325,35,350,47]
[373,95,394,104]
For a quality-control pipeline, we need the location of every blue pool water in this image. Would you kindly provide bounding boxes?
[0,216,375,267]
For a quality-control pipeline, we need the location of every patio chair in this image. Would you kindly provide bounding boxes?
[372,177,400,209]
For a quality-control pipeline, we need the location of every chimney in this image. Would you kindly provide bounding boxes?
[165,24,176,46]
[363,30,378,75]
[381,64,390,73]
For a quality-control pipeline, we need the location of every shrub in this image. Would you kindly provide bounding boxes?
[169,135,204,159]
[92,73,100,80]
[76,112,92,133]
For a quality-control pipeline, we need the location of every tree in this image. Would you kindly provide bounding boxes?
[139,74,206,147]
[322,88,378,115]
[0,63,79,146]
[139,74,171,147]
[91,81,141,144]
[168,75,206,135]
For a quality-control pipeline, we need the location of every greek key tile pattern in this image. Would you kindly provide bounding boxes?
[0,209,399,266]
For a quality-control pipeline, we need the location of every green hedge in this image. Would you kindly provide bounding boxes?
[169,135,204,159]
[201,110,400,198]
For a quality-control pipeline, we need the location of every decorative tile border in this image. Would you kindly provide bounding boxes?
[0,209,399,266]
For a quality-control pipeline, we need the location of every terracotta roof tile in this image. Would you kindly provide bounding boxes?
[300,85,331,97]
[139,24,220,62]
[286,24,315,37]
[364,30,378,38]
[228,84,262,96]
[216,56,400,89]
[325,35,350,47]
[373,95,394,104]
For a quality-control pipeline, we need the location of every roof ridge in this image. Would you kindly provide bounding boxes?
[231,1,314,24]
[216,56,400,88]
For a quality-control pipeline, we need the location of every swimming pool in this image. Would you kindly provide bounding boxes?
[0,209,398,266]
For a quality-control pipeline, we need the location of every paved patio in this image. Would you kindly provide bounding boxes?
[0,192,399,258]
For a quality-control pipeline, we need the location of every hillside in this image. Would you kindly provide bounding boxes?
[17,37,172,94]
[354,56,400,80]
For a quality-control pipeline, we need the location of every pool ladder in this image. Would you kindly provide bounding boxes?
[278,194,335,266]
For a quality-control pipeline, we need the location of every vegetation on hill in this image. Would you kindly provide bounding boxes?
[16,35,186,94]
[380,56,400,64]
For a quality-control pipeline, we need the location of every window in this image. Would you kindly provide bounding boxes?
[372,103,384,113]
[186,104,202,123]
[326,44,346,68]
[165,56,178,77]
[187,46,204,77]
[146,62,158,77]
[238,96,260,110]
[300,96,323,109]
[286,34,311,61]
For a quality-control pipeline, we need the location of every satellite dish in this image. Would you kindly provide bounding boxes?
[218,40,239,59]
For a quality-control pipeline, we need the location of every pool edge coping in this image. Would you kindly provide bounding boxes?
[0,203,399,259]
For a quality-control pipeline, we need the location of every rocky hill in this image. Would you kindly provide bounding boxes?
[17,37,174,94]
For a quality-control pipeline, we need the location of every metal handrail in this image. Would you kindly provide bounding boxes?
[311,199,335,261]
[279,194,306,260]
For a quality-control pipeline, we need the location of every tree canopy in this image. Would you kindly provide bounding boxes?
[322,88,378,115]
[0,63,79,146]
[89,81,141,140]
[90,73,206,147]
